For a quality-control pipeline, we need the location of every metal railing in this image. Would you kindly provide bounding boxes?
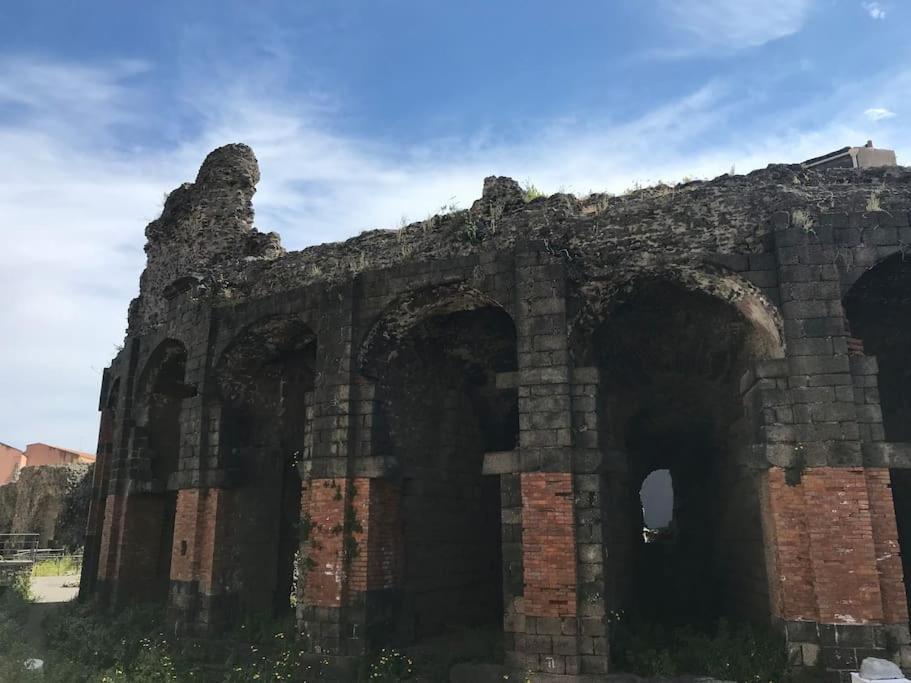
[0,533,40,563]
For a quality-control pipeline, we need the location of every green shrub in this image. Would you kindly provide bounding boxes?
[367,648,414,681]
[521,181,545,202]
[43,600,167,672]
[611,617,788,682]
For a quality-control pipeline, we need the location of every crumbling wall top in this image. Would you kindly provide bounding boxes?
[130,143,283,332]
[125,143,911,338]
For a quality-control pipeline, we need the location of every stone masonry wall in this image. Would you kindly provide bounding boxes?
[1,464,92,547]
[82,144,911,680]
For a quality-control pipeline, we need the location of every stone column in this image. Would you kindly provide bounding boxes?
[508,245,608,676]
[295,282,403,672]
[755,211,910,677]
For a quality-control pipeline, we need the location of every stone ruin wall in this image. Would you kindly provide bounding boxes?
[0,463,92,548]
[80,143,911,681]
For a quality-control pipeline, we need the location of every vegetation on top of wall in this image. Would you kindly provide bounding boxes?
[521,180,544,202]
[790,209,816,235]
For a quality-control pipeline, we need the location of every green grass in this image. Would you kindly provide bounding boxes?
[521,180,544,202]
[32,555,81,577]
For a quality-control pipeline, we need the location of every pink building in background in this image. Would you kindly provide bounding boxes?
[0,442,95,485]
[23,443,95,468]
[0,442,26,485]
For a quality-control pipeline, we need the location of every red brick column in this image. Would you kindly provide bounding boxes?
[298,476,402,655]
[761,469,819,622]
[301,477,402,606]
[98,493,172,603]
[169,488,224,595]
[762,467,906,626]
[521,472,580,675]
[522,473,577,618]
[97,493,124,585]
[302,478,352,608]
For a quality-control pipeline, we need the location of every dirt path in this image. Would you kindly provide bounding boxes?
[22,574,80,660]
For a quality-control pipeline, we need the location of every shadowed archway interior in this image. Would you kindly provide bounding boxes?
[594,281,776,629]
[217,318,316,618]
[371,304,518,651]
[134,340,190,602]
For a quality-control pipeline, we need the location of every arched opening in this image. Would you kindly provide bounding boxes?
[593,280,779,650]
[844,253,911,616]
[640,469,674,543]
[135,340,190,601]
[217,317,316,618]
[368,300,518,657]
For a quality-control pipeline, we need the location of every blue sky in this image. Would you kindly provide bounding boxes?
[0,0,908,451]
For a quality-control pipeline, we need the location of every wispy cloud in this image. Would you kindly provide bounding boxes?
[865,107,896,120]
[0,53,909,450]
[660,0,815,51]
[863,2,887,19]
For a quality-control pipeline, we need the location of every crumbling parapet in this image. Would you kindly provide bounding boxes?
[130,143,284,333]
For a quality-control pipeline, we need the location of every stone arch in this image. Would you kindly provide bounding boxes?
[213,315,317,618]
[587,273,783,656]
[358,284,518,651]
[358,283,511,380]
[134,339,191,485]
[569,266,784,365]
[840,246,908,294]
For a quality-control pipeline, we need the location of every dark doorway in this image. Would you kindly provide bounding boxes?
[218,318,316,618]
[594,282,776,628]
[372,305,517,652]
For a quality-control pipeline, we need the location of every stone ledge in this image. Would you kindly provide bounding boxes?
[863,442,911,468]
[298,456,400,480]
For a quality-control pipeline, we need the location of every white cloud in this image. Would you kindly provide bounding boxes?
[660,0,815,51]
[863,2,887,19]
[0,54,909,451]
[865,107,896,120]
